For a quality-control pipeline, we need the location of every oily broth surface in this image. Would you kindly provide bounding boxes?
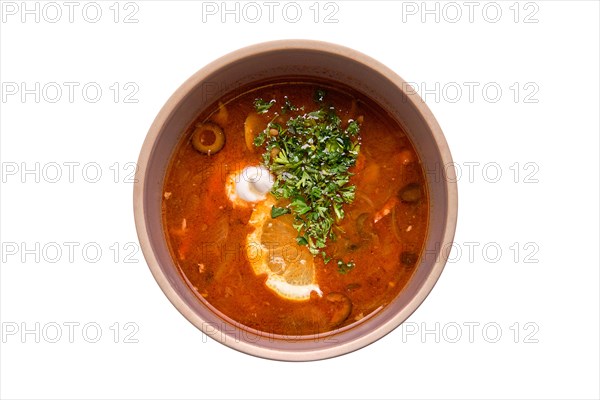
[162,81,429,335]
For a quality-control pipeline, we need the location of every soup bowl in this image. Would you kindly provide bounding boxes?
[134,39,457,361]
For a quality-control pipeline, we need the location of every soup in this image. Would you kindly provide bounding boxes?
[162,80,429,336]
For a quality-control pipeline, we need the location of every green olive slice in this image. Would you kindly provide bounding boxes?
[326,292,352,327]
[192,122,225,155]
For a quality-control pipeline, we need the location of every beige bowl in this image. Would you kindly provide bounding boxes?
[134,40,457,361]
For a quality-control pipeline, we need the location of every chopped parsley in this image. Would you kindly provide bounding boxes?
[314,88,327,103]
[337,260,356,274]
[270,206,290,218]
[254,98,275,114]
[253,89,361,263]
[281,96,299,114]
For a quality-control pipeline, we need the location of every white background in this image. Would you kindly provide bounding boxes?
[1,1,599,399]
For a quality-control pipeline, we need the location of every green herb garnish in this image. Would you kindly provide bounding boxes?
[281,96,298,114]
[270,206,290,218]
[337,260,355,274]
[314,88,327,103]
[254,98,275,114]
[254,89,361,261]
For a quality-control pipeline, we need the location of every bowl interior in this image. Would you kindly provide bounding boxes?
[135,41,457,361]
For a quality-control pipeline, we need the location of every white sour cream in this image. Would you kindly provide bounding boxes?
[226,165,275,205]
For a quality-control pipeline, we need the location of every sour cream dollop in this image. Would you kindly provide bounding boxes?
[226,165,274,205]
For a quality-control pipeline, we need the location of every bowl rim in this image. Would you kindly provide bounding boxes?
[134,39,458,361]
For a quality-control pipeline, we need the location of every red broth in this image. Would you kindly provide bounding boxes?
[162,80,429,335]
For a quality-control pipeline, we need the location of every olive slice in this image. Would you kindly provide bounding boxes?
[400,251,419,267]
[326,292,353,327]
[398,183,423,203]
[192,122,225,155]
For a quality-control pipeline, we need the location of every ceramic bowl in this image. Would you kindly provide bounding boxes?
[134,40,457,361]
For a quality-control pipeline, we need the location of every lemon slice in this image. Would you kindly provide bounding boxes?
[246,196,322,300]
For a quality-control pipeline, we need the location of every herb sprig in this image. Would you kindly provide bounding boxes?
[254,98,275,114]
[337,260,356,274]
[253,90,361,261]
